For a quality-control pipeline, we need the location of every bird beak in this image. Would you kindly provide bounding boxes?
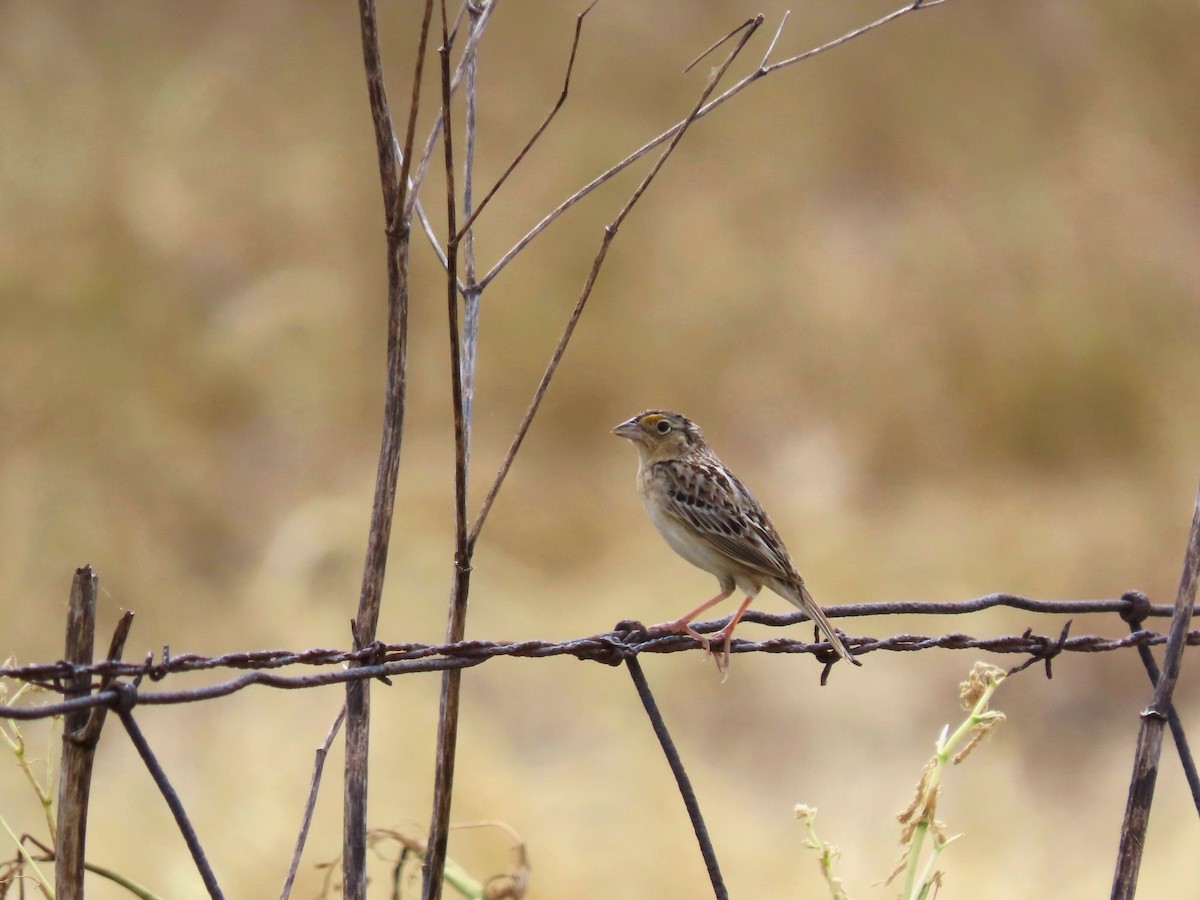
[611,417,644,441]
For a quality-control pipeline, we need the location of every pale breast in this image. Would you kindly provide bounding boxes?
[638,463,734,578]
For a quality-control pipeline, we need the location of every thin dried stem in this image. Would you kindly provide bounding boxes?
[479,0,947,291]
[684,17,753,74]
[344,0,431,896]
[280,704,346,900]
[468,16,764,549]
[1111,485,1200,898]
[759,10,790,67]
[389,0,437,225]
[404,0,500,222]
[765,0,945,72]
[451,1,596,245]
[423,3,474,896]
[408,184,453,274]
[459,3,482,464]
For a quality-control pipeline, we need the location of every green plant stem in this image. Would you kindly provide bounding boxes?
[0,809,54,898]
[1,698,57,846]
[80,862,162,900]
[901,676,1002,899]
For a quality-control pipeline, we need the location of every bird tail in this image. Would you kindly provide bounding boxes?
[780,579,861,667]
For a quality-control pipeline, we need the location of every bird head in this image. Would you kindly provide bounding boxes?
[611,410,703,463]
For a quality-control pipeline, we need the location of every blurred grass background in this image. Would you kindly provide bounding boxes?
[2,0,1199,896]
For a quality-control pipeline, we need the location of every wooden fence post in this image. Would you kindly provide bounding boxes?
[54,565,99,900]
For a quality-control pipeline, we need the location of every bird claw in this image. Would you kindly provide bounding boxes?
[709,626,734,679]
[648,619,737,680]
[648,619,711,653]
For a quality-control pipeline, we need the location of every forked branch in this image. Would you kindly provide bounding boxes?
[468,16,765,549]
[479,0,948,291]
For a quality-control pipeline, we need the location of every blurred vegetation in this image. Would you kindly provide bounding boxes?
[2,0,1199,896]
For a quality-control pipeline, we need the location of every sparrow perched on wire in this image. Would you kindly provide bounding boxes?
[612,410,860,672]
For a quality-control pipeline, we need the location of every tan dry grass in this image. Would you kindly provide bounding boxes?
[2,0,1200,896]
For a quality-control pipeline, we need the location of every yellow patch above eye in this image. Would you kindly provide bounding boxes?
[641,414,664,426]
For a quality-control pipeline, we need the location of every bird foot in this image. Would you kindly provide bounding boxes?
[647,618,712,655]
[649,619,738,679]
[709,625,735,679]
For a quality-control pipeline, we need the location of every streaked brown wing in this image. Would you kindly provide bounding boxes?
[658,458,798,581]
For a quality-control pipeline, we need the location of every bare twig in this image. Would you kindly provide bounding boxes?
[410,189,454,275]
[468,14,760,547]
[759,10,791,68]
[389,0,436,224]
[684,17,753,74]
[458,1,484,469]
[1125,610,1200,816]
[1111,486,1200,899]
[280,704,346,900]
[451,1,596,245]
[479,0,947,291]
[345,1,432,896]
[404,0,499,222]
[765,0,946,72]
[54,565,99,900]
[74,610,134,747]
[423,3,475,896]
[456,1,593,467]
[408,0,589,291]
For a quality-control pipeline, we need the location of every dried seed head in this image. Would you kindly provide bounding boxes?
[959,662,1006,709]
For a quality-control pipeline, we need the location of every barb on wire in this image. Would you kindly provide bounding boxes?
[1005,620,1072,678]
[0,593,1177,689]
[4,627,1197,724]
[0,595,1187,689]
[627,655,728,899]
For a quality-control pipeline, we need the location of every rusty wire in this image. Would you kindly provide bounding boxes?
[3,589,1197,900]
[0,593,1190,722]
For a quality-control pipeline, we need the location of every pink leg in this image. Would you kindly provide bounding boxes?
[711,591,759,673]
[649,586,734,653]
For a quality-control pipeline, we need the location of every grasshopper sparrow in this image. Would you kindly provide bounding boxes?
[613,410,860,672]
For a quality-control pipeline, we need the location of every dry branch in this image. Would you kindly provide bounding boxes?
[344,0,432,896]
[280,704,346,900]
[1111,486,1200,898]
[423,4,476,895]
[468,15,763,548]
[478,0,948,290]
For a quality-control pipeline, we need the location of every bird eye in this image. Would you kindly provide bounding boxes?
[655,419,671,434]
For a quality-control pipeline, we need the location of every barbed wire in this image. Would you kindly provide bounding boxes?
[1,593,1190,722]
